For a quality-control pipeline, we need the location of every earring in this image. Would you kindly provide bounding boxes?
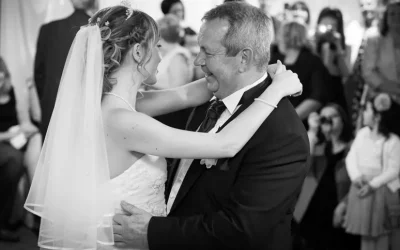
[138,65,142,69]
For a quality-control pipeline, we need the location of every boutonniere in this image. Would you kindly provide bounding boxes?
[200,158,217,169]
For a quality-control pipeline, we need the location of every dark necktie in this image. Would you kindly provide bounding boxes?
[198,99,226,133]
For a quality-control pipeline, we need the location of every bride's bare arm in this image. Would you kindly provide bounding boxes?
[135,78,212,117]
[106,70,300,159]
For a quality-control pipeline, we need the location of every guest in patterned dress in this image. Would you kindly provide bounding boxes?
[344,93,400,250]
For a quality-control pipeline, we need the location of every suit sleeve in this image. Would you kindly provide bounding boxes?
[34,25,47,98]
[148,100,310,249]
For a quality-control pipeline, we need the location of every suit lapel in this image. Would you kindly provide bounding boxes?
[169,77,272,213]
[217,76,271,133]
[166,103,209,200]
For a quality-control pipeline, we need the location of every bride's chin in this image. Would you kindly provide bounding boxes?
[142,76,157,86]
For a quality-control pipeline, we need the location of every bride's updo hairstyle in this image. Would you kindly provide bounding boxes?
[88,6,159,93]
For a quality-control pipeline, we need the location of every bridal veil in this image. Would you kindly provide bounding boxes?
[25,25,115,249]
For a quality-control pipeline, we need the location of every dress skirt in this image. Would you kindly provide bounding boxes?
[344,184,388,237]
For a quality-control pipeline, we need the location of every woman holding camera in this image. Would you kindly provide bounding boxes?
[297,103,358,250]
[315,8,351,112]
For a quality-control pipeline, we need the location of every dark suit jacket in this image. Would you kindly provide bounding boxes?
[34,9,90,138]
[148,79,310,250]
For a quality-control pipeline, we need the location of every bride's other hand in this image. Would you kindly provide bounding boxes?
[269,60,302,98]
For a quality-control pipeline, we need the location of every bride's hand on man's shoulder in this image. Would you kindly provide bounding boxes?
[269,60,302,98]
[267,61,285,79]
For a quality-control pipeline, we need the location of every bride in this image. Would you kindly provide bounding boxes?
[24,4,302,250]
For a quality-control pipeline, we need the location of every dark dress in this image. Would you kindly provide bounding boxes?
[0,89,18,132]
[299,144,360,250]
[270,45,335,127]
[330,75,348,114]
[0,89,24,230]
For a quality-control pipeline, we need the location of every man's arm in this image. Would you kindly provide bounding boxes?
[148,102,310,249]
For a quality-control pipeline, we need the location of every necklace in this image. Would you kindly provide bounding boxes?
[104,92,136,112]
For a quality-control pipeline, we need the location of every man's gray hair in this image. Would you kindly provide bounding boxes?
[202,2,273,71]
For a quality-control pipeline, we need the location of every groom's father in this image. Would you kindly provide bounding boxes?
[113,2,310,249]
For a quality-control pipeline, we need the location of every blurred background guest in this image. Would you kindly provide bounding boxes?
[344,93,400,250]
[182,27,204,81]
[270,20,333,123]
[362,1,400,137]
[290,1,311,26]
[34,0,98,139]
[160,0,191,46]
[0,57,40,242]
[161,0,185,22]
[297,103,358,250]
[146,14,194,132]
[148,14,192,90]
[346,0,381,67]
[345,0,381,133]
[314,7,351,112]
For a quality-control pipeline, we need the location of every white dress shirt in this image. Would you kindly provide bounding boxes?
[166,73,268,214]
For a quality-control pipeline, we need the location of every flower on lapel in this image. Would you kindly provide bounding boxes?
[374,93,392,112]
[200,158,217,169]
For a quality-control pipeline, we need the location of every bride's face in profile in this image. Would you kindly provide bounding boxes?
[141,42,162,85]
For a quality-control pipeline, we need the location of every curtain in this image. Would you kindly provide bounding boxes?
[0,0,76,101]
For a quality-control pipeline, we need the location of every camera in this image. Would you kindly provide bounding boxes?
[316,24,337,50]
[320,116,333,126]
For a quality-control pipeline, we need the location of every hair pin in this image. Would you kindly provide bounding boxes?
[120,0,134,20]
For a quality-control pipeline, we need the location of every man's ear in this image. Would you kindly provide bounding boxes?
[132,43,143,63]
[238,48,253,73]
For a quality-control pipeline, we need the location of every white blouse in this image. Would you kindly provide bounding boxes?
[346,127,400,192]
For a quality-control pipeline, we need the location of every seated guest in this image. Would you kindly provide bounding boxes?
[0,58,42,239]
[0,57,30,242]
[270,20,333,124]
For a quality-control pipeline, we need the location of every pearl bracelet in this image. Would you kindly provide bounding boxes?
[254,98,278,109]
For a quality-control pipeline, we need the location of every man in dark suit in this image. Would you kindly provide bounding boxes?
[34,0,97,138]
[113,2,310,249]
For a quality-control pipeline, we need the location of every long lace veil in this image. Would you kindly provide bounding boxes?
[24,25,115,249]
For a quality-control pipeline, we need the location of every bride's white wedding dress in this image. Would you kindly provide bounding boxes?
[109,154,167,217]
[99,154,167,250]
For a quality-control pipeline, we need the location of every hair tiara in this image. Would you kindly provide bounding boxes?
[120,0,134,20]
